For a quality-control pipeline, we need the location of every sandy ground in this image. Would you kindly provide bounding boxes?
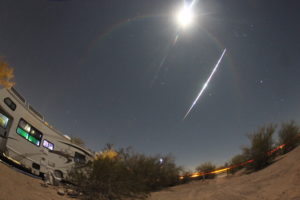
[0,161,71,200]
[0,146,299,200]
[148,146,300,200]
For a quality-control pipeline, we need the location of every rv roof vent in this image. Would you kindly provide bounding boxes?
[29,105,44,120]
[64,135,71,140]
[10,87,26,103]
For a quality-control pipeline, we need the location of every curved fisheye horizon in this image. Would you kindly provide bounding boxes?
[0,0,299,174]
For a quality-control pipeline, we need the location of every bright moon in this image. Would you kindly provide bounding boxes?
[176,5,194,28]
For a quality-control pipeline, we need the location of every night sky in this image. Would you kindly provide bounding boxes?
[1,0,299,170]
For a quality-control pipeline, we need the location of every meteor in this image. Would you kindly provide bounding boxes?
[183,48,227,120]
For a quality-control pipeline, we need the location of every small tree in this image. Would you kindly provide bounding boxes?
[279,121,300,154]
[195,162,216,179]
[243,124,276,171]
[0,59,15,88]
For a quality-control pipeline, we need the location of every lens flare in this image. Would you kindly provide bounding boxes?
[176,5,194,28]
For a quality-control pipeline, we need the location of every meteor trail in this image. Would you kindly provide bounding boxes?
[183,48,227,120]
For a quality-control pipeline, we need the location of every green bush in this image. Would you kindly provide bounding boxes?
[279,121,300,154]
[69,147,182,200]
[195,162,216,179]
[243,124,276,171]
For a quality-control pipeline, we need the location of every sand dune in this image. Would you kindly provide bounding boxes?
[148,146,300,200]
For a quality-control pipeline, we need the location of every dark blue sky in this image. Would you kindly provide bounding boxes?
[1,0,300,170]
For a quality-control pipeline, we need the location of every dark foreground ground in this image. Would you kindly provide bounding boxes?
[0,158,71,200]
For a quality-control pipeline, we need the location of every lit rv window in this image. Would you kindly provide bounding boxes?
[16,119,43,146]
[4,98,16,111]
[74,152,86,164]
[0,113,9,128]
[19,119,31,132]
[43,139,54,151]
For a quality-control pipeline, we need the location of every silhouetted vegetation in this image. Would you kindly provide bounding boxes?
[0,58,15,88]
[228,154,247,174]
[195,162,216,179]
[223,121,300,174]
[70,136,85,147]
[242,124,276,171]
[178,170,193,184]
[278,121,300,154]
[69,121,300,199]
[69,146,182,200]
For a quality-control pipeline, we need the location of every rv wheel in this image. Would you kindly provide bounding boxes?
[53,170,63,180]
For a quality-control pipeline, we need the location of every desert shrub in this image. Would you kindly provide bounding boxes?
[195,162,216,179]
[228,154,247,174]
[278,121,300,154]
[69,146,182,200]
[118,149,181,191]
[243,124,276,171]
[69,157,147,200]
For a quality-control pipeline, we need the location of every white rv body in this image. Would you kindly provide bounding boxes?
[0,88,92,180]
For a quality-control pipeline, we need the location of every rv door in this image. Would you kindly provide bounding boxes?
[0,108,12,153]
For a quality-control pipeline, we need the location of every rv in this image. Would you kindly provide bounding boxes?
[0,87,93,180]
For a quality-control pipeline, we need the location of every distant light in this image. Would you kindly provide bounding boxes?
[176,5,194,28]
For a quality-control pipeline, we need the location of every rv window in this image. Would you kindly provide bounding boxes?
[19,119,31,132]
[16,119,43,147]
[4,98,16,111]
[43,139,54,151]
[74,152,86,164]
[0,113,9,128]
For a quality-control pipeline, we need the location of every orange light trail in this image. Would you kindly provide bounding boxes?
[182,134,300,179]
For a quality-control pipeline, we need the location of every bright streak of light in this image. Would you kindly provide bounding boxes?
[183,48,227,120]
